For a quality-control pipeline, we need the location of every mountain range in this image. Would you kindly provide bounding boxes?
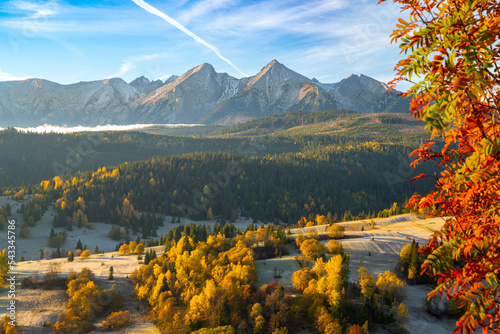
[0,60,409,127]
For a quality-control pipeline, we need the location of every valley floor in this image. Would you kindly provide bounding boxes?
[1,206,471,333]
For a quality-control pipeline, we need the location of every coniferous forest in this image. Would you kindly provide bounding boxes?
[1,110,441,334]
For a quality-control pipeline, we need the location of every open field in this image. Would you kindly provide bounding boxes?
[338,216,462,334]
[255,249,302,287]
[0,245,166,332]
[0,196,255,263]
[289,214,465,334]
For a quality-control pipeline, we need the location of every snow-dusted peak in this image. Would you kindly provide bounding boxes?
[164,75,178,84]
[340,74,389,95]
[0,60,410,127]
[129,75,164,96]
[245,59,309,91]
[129,76,151,85]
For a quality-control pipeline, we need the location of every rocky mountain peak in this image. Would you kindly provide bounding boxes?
[164,75,178,84]
[129,76,164,96]
[129,76,150,85]
[341,73,389,95]
[21,78,57,90]
[0,60,409,127]
[245,59,308,91]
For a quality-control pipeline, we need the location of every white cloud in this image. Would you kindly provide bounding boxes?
[109,60,133,79]
[108,54,163,78]
[0,69,29,81]
[131,0,248,76]
[11,0,59,18]
[204,0,347,34]
[178,0,234,23]
[9,123,201,134]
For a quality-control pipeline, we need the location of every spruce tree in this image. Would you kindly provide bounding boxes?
[76,239,83,251]
[108,266,114,280]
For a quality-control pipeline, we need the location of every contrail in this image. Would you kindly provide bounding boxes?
[131,0,248,77]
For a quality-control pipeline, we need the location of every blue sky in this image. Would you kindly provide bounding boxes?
[0,0,408,87]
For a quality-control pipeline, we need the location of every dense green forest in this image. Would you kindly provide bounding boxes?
[14,142,436,232]
[0,110,429,188]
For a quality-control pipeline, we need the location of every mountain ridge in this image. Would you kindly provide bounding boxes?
[0,60,409,127]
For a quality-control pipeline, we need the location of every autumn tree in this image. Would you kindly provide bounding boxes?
[80,249,91,259]
[326,239,344,255]
[299,238,325,260]
[358,267,376,302]
[118,244,129,255]
[326,224,344,239]
[291,269,312,293]
[129,241,137,253]
[0,250,9,286]
[376,271,406,303]
[134,244,145,256]
[101,311,132,330]
[380,0,500,331]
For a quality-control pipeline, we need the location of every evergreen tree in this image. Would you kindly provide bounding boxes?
[76,239,83,251]
[68,251,74,262]
[39,249,44,260]
[108,266,114,280]
[173,226,181,242]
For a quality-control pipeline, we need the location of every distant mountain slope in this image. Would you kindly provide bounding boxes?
[0,60,410,127]
[129,63,243,124]
[202,60,339,124]
[129,76,164,95]
[0,78,143,126]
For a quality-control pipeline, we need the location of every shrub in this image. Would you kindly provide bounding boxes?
[326,239,344,255]
[326,224,345,239]
[101,311,132,331]
[19,227,30,238]
[118,244,129,255]
[108,226,122,241]
[80,249,91,259]
[21,277,32,289]
[48,235,65,248]
[79,267,95,281]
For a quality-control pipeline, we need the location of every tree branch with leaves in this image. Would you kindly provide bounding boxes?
[379,0,500,332]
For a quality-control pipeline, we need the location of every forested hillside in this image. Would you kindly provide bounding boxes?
[0,110,429,188]
[13,142,436,231]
